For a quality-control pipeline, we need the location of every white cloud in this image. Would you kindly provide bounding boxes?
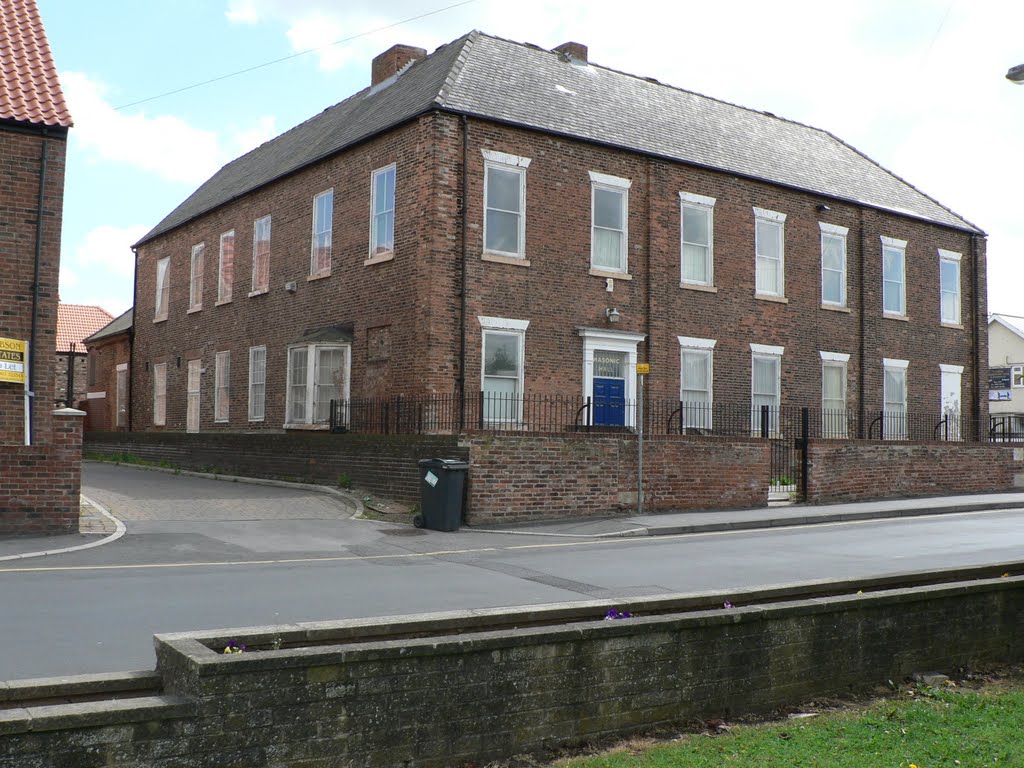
[286,13,354,71]
[60,224,147,316]
[230,115,278,156]
[225,0,260,24]
[62,71,222,186]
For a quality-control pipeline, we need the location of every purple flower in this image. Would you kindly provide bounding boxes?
[604,608,633,620]
[723,601,734,609]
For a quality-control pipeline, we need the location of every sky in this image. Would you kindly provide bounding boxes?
[39,0,1024,318]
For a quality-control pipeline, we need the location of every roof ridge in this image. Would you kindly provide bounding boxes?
[435,30,477,106]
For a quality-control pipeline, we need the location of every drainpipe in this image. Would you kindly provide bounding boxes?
[29,128,50,445]
[971,234,981,440]
[129,246,138,432]
[857,207,866,438]
[458,115,469,431]
[645,158,653,367]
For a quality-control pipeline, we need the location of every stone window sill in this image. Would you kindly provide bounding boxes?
[755,293,789,304]
[681,282,718,293]
[589,267,632,281]
[820,303,852,314]
[482,252,530,267]
[365,251,395,266]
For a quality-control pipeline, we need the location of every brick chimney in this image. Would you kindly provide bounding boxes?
[372,44,427,86]
[553,41,588,63]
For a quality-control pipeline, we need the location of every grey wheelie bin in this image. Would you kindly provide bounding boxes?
[414,458,469,531]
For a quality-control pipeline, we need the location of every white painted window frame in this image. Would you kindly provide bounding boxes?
[115,363,128,428]
[754,208,786,298]
[188,243,204,311]
[186,358,201,434]
[939,249,962,325]
[882,357,909,439]
[154,256,170,322]
[248,345,266,422]
[679,192,715,287]
[250,215,271,295]
[819,222,848,307]
[750,343,784,435]
[820,351,850,437]
[217,230,235,304]
[285,342,351,427]
[214,351,230,423]
[310,188,334,276]
[369,163,396,260]
[479,316,529,424]
[482,150,530,260]
[678,335,715,428]
[590,171,631,274]
[939,363,964,441]
[152,362,167,427]
[882,236,907,317]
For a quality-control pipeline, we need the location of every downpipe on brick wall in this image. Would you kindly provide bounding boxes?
[458,114,469,430]
[28,127,50,445]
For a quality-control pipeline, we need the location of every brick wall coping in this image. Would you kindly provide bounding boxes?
[52,407,85,417]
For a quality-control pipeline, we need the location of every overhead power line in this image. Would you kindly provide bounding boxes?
[114,0,477,111]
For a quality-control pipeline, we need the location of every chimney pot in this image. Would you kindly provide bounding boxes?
[554,41,588,63]
[372,44,427,86]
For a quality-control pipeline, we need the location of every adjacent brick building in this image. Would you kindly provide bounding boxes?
[81,308,132,431]
[0,0,82,535]
[54,302,114,408]
[131,32,985,445]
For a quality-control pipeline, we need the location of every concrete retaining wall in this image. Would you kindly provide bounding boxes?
[2,576,1023,767]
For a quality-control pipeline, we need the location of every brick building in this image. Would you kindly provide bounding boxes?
[81,308,132,431]
[54,302,114,408]
[0,0,83,535]
[131,31,985,442]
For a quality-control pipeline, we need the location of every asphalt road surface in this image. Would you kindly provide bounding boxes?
[2,463,1023,681]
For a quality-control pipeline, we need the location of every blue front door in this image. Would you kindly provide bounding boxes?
[593,377,625,426]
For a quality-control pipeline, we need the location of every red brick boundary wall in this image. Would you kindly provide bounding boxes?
[0,408,84,536]
[463,433,770,524]
[84,431,466,505]
[806,442,1018,504]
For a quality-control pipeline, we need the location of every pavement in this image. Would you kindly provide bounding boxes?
[2,461,1024,561]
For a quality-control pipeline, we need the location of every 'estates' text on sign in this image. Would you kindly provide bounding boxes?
[0,338,27,384]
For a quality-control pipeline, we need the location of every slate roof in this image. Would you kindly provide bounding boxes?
[138,30,979,246]
[0,0,72,128]
[84,308,133,345]
[56,303,114,352]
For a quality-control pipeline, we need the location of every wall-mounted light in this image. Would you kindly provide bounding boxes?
[606,307,621,323]
[285,281,298,293]
[816,204,831,213]
[1007,64,1024,84]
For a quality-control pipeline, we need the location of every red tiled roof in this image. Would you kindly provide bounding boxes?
[0,0,72,128]
[56,303,114,353]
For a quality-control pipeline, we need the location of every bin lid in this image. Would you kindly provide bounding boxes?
[418,457,469,470]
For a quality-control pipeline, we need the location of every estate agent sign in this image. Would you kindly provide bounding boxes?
[0,338,27,384]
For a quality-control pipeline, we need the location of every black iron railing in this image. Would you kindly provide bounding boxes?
[329,394,983,442]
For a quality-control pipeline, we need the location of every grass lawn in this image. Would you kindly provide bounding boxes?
[549,672,1024,768]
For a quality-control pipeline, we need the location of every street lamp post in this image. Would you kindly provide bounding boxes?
[1008,64,1024,84]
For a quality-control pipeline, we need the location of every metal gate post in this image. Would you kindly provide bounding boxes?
[799,407,809,502]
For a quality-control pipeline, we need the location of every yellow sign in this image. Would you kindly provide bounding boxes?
[0,337,27,384]
[636,363,650,375]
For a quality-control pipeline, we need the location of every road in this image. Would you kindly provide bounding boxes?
[2,463,1023,681]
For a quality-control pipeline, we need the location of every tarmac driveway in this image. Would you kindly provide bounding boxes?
[83,462,353,522]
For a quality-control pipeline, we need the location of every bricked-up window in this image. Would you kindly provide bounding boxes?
[754,208,786,297]
[251,216,271,295]
[248,346,266,422]
[311,189,333,276]
[750,343,783,436]
[678,335,715,429]
[215,351,230,422]
[218,231,235,304]
[483,150,530,259]
[882,236,907,316]
[590,171,630,274]
[679,192,715,287]
[939,249,962,325]
[153,362,167,426]
[819,223,848,307]
[189,243,204,311]
[186,359,201,433]
[479,316,529,425]
[116,364,128,428]
[369,164,396,259]
[883,358,909,439]
[286,344,350,427]
[154,257,170,321]
[820,351,850,438]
